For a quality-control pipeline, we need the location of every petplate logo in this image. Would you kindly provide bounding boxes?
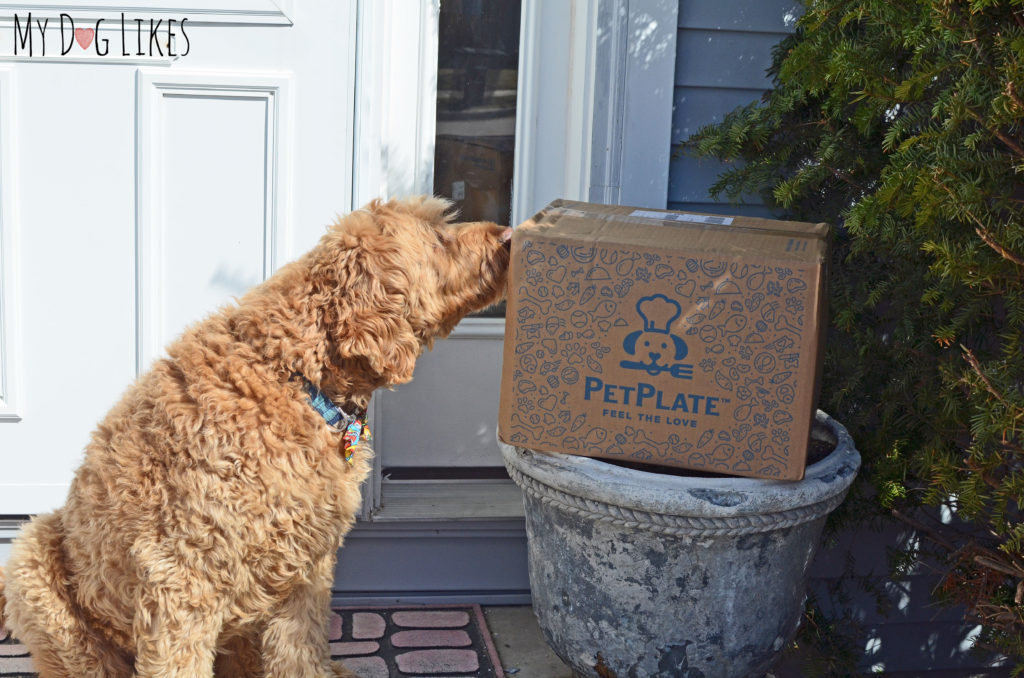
[10,12,190,58]
[619,294,693,379]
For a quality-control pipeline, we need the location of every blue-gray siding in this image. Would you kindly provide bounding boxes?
[669,2,798,215]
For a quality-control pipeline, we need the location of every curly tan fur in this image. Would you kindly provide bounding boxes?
[0,197,511,678]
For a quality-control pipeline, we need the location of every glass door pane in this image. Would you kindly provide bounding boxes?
[433,0,521,228]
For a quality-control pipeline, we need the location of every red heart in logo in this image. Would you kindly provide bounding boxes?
[74,28,94,50]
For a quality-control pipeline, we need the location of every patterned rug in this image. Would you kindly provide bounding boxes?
[0,605,505,677]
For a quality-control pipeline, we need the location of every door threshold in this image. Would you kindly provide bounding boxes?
[372,479,525,522]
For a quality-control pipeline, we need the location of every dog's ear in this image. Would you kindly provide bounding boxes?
[671,334,689,361]
[335,313,419,386]
[332,275,420,386]
[623,330,642,355]
[319,225,422,387]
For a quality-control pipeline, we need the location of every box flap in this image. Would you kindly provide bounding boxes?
[518,200,830,264]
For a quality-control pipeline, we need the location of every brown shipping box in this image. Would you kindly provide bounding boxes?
[497,200,830,481]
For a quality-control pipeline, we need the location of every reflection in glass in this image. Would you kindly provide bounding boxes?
[433,0,520,228]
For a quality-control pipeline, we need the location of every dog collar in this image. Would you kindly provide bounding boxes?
[301,378,357,428]
[297,376,370,464]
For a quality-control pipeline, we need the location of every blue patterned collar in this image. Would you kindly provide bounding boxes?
[298,377,365,430]
[297,376,371,465]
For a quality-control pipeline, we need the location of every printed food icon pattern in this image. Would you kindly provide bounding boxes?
[508,237,812,478]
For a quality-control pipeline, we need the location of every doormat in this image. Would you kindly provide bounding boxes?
[328,605,505,678]
[0,605,505,677]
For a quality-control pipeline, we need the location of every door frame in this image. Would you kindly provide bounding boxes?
[0,66,21,422]
[513,0,678,223]
[350,0,678,520]
[351,0,438,207]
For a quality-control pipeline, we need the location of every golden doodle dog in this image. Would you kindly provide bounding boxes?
[0,197,512,678]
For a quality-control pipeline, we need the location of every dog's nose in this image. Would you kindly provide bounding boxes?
[649,352,662,362]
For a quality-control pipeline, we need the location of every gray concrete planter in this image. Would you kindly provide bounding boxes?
[499,410,860,678]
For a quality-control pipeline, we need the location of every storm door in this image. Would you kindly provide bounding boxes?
[367,0,522,523]
[338,0,678,601]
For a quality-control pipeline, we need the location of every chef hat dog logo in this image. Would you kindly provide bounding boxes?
[619,294,693,379]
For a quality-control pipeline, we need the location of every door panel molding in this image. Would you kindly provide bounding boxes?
[135,69,292,372]
[0,1,292,62]
[0,67,21,421]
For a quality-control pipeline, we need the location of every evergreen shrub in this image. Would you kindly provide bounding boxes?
[685,0,1024,664]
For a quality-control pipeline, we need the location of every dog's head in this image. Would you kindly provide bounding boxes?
[313,196,511,391]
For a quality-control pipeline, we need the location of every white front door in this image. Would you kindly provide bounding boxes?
[0,0,679,600]
[0,1,357,513]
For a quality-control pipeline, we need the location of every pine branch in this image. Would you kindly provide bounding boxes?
[685,0,1024,660]
[965,108,1024,161]
[932,173,1024,267]
[975,226,1024,268]
[1006,81,1024,115]
[975,554,1024,581]
[825,164,867,192]
[961,346,1012,409]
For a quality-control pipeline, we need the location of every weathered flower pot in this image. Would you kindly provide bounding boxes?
[499,410,860,678]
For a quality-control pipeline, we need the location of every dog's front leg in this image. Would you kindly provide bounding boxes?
[132,572,224,678]
[261,553,355,678]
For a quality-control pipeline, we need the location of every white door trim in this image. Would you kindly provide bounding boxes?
[511,0,597,225]
[513,0,678,221]
[0,66,21,421]
[351,0,439,208]
[593,0,677,208]
[352,0,441,519]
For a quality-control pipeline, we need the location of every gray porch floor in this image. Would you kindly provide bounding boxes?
[482,606,575,677]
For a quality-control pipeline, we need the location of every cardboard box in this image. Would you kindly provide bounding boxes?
[434,135,515,225]
[497,200,830,480]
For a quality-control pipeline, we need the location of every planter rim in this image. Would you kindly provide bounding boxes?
[499,410,860,522]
